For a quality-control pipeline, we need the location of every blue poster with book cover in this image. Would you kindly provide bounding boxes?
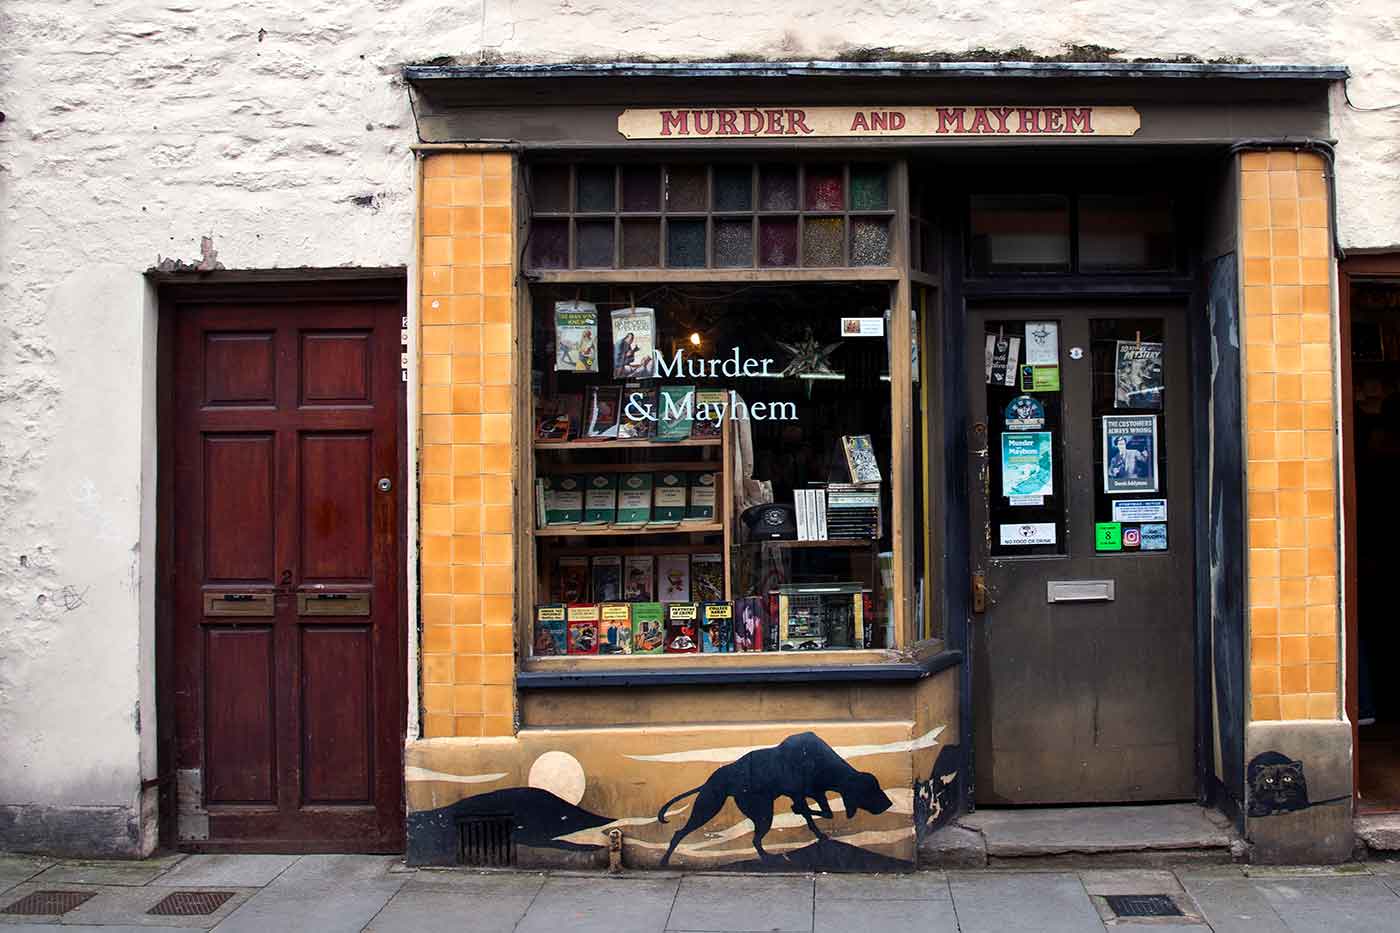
[1000,431,1053,498]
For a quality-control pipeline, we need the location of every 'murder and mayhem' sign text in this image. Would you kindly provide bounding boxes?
[618,106,1140,139]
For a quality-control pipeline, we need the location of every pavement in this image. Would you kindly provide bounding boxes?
[2,853,1400,932]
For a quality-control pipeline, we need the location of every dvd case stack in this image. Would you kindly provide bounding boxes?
[826,483,881,539]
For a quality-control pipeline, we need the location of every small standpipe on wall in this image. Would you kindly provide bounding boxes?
[608,829,623,873]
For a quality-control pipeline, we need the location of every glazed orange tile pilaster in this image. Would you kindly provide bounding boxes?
[419,151,517,739]
[1240,150,1340,723]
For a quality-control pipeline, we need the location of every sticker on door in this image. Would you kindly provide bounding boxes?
[999,523,1057,546]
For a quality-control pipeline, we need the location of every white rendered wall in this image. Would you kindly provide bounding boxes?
[0,0,1396,854]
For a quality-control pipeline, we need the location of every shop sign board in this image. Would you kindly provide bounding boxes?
[618,106,1141,139]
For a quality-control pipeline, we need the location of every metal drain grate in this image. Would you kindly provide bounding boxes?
[1105,894,1184,918]
[459,815,515,867]
[148,891,235,916]
[1,889,96,915]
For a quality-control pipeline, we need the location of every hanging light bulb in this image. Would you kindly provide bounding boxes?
[689,331,702,347]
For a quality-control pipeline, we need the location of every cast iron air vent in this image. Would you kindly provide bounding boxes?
[148,891,235,916]
[1,890,96,915]
[459,815,516,867]
[1104,894,1184,918]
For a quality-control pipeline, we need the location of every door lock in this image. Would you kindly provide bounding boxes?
[377,477,392,493]
[972,570,988,614]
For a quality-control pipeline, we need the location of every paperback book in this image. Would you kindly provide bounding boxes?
[565,604,600,655]
[611,307,657,379]
[555,301,599,373]
[686,472,717,521]
[582,472,618,524]
[691,553,725,603]
[632,602,665,654]
[691,389,727,438]
[652,471,688,523]
[590,555,622,603]
[615,472,653,525]
[701,601,733,653]
[542,475,583,525]
[657,554,691,602]
[585,386,622,438]
[664,603,700,653]
[657,385,695,441]
[533,604,567,656]
[734,596,766,652]
[618,385,657,440]
[623,555,655,601]
[842,434,882,483]
[598,603,633,655]
[555,556,589,603]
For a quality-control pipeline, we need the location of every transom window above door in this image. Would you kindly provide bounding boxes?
[969,192,1178,276]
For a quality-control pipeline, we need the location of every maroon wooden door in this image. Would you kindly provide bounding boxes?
[171,294,405,851]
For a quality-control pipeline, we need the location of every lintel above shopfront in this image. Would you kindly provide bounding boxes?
[404,60,1344,147]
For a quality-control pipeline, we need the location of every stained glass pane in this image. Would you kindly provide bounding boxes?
[759,165,798,211]
[576,220,615,268]
[850,165,888,211]
[666,218,707,267]
[621,219,661,267]
[714,219,754,267]
[531,165,570,213]
[803,217,845,266]
[713,165,753,212]
[758,218,798,267]
[576,165,616,213]
[528,219,569,268]
[621,165,661,212]
[851,217,891,266]
[666,166,708,212]
[804,165,844,212]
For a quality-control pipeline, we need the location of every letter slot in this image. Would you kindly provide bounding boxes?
[297,593,371,616]
[1046,580,1116,603]
[203,592,275,617]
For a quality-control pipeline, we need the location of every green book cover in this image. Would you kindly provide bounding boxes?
[657,385,695,441]
[582,472,618,524]
[615,472,653,525]
[631,602,665,654]
[653,471,687,523]
[686,471,717,520]
[543,474,583,525]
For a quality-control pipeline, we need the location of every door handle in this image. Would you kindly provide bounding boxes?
[972,570,988,614]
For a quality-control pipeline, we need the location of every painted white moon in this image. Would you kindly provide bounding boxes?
[528,751,586,805]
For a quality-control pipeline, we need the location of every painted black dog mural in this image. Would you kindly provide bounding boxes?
[656,732,894,866]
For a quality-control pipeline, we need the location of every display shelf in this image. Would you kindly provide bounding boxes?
[536,521,723,537]
[745,538,877,549]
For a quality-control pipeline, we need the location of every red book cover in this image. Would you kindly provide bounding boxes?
[566,604,600,655]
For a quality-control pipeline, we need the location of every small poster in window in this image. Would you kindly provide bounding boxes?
[1024,321,1059,365]
[555,301,599,372]
[611,307,656,379]
[842,434,882,483]
[1103,414,1159,493]
[1001,431,1054,498]
[1114,340,1164,409]
[984,334,1021,386]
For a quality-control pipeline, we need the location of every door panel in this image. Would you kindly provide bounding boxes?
[968,305,1195,805]
[173,296,405,850]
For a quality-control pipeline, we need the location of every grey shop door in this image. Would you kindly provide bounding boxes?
[967,306,1195,804]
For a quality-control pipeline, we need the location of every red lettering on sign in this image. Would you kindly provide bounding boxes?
[660,110,689,136]
[786,109,813,135]
[718,110,739,135]
[693,110,716,135]
[871,111,888,131]
[1064,107,1093,134]
[742,109,763,135]
[850,112,870,131]
[1017,108,1041,133]
[888,111,906,130]
[1044,109,1064,133]
[967,108,994,134]
[765,109,784,134]
[989,107,1013,133]
[937,108,966,133]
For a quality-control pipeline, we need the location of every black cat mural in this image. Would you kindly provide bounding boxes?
[1245,751,1348,817]
[656,731,894,866]
[913,744,962,843]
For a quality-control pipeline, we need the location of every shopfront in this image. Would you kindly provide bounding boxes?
[152,62,1349,868]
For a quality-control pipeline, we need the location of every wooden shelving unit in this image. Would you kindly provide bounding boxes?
[537,521,723,537]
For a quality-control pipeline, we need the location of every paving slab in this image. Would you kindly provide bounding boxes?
[815,897,957,933]
[208,856,406,933]
[153,856,297,889]
[30,862,173,888]
[1080,868,1187,896]
[1252,875,1400,933]
[948,871,1105,933]
[0,857,53,896]
[0,927,206,932]
[400,869,547,896]
[667,874,812,932]
[364,887,539,933]
[515,876,678,933]
[814,872,948,900]
[958,805,1234,857]
[1176,876,1290,933]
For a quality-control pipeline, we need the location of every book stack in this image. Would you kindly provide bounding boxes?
[794,486,828,541]
[826,483,881,539]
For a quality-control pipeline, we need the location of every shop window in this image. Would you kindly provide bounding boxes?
[526,162,896,271]
[528,283,906,659]
[1079,194,1175,272]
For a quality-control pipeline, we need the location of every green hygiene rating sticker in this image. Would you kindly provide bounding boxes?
[1095,522,1123,551]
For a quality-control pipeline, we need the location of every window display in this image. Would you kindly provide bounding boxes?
[529,282,897,658]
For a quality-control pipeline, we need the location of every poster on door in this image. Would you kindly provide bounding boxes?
[1102,415,1158,493]
[1001,431,1054,498]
